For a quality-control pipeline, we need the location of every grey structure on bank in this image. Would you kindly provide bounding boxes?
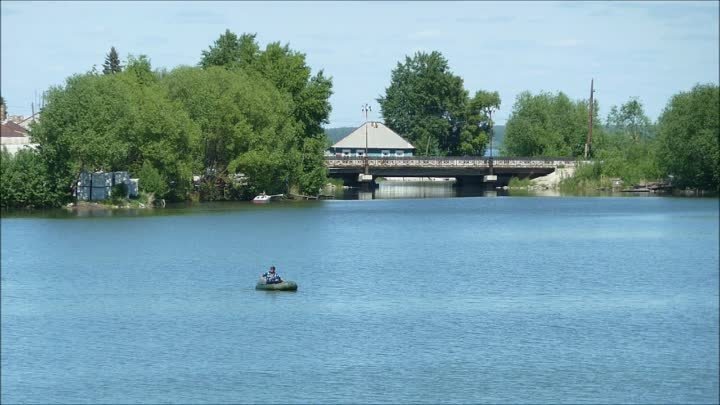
[76,171,139,201]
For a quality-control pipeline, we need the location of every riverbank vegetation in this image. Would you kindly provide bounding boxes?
[2,38,717,209]
[2,30,332,209]
[503,84,718,192]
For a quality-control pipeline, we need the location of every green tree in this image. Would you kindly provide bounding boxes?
[606,98,653,141]
[457,90,501,155]
[0,148,63,208]
[125,54,156,85]
[195,30,332,193]
[656,84,719,190]
[30,70,200,201]
[378,51,470,155]
[199,30,260,70]
[0,96,7,120]
[201,32,333,139]
[137,160,168,197]
[102,46,122,75]
[503,91,600,157]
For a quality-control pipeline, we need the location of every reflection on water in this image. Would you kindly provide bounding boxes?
[341,181,510,200]
[376,182,457,199]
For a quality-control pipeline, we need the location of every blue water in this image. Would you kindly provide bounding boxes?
[2,196,718,403]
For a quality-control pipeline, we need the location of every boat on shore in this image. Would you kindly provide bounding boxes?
[252,193,284,204]
[252,194,271,203]
[255,280,298,291]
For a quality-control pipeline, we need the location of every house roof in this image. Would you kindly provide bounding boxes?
[0,121,29,138]
[332,122,415,150]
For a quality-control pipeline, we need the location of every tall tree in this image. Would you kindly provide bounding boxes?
[457,90,501,155]
[199,30,260,70]
[656,83,719,190]
[200,31,332,139]
[102,46,122,74]
[0,95,6,120]
[378,51,469,156]
[125,54,155,85]
[605,98,653,141]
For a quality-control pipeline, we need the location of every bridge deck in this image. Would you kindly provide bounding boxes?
[325,156,584,185]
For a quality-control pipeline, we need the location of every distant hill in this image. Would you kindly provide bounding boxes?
[324,126,357,144]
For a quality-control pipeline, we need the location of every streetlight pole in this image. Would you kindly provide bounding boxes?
[362,103,371,175]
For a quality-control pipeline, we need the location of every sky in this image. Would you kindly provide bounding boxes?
[1,1,718,126]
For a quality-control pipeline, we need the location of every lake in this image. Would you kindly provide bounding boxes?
[2,192,718,403]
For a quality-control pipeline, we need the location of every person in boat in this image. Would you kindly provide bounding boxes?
[262,266,283,284]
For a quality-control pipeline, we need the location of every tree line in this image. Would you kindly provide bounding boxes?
[374,50,717,191]
[2,30,333,208]
[1,40,717,209]
[500,85,718,190]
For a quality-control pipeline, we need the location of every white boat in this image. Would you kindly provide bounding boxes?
[252,193,271,204]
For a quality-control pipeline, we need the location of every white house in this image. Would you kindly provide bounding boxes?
[1,120,38,154]
[328,121,415,157]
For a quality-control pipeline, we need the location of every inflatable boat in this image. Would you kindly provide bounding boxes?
[255,280,298,291]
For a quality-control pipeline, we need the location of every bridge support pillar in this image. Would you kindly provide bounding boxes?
[358,173,376,191]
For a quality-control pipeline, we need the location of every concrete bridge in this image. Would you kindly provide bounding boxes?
[325,156,583,186]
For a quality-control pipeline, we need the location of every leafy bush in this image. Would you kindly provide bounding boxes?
[1,148,65,209]
[138,161,169,198]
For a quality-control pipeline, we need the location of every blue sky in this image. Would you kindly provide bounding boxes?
[1,1,718,126]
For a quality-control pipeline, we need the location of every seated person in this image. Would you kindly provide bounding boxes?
[261,266,283,284]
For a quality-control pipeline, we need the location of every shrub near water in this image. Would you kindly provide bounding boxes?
[1,149,64,209]
[508,177,532,188]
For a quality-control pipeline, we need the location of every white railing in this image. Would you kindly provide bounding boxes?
[325,156,582,169]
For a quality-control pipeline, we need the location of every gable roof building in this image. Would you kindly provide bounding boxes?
[328,122,415,157]
[1,120,38,154]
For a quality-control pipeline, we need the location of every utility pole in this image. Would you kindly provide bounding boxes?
[488,110,494,176]
[362,103,371,175]
[584,78,595,159]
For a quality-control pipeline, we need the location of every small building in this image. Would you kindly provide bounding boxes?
[1,120,38,155]
[328,121,415,157]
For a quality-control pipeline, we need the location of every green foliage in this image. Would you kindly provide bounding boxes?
[0,96,6,120]
[102,46,122,75]
[29,30,333,205]
[30,69,199,202]
[297,137,328,194]
[110,183,129,203]
[194,30,333,194]
[137,161,168,198]
[378,51,498,156]
[200,30,260,70]
[559,161,611,192]
[458,90,500,155]
[559,98,662,190]
[125,55,156,85]
[656,84,719,190]
[605,98,654,141]
[503,91,599,157]
[1,148,64,208]
[508,177,532,188]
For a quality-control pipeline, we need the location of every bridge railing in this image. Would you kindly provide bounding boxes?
[325,156,583,168]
